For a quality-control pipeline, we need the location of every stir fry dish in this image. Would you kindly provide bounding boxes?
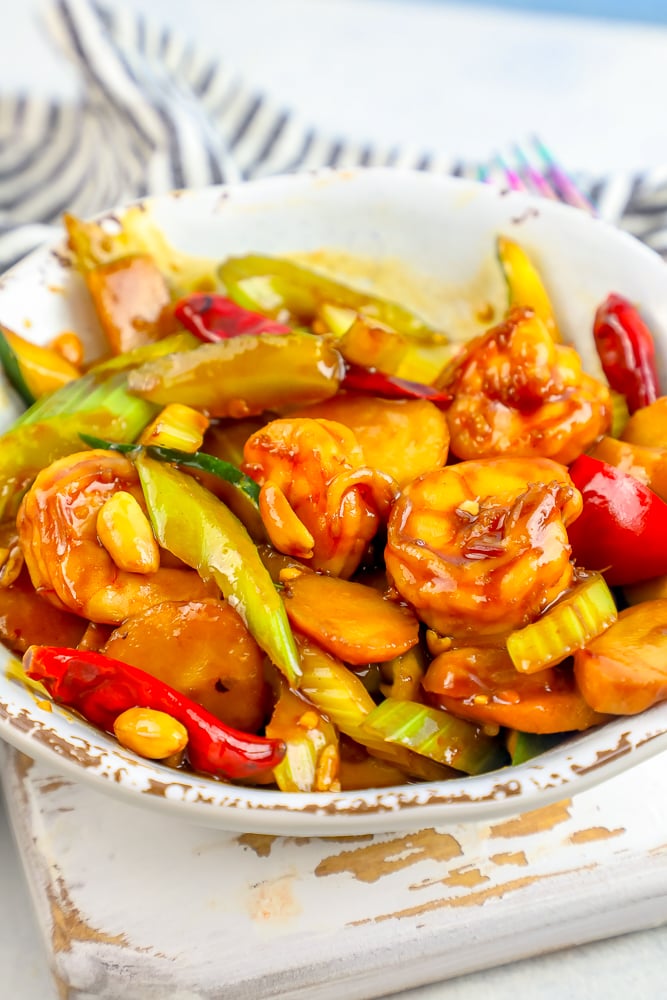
[1,208,667,793]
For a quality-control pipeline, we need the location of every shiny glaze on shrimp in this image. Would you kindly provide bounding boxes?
[385,457,582,640]
[438,307,612,464]
[17,449,215,624]
[243,417,397,577]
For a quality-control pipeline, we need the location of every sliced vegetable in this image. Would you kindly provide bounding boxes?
[593,293,660,413]
[496,236,560,341]
[135,454,301,685]
[267,681,340,793]
[219,253,445,342]
[101,597,269,733]
[423,646,607,734]
[24,646,284,780]
[506,573,617,674]
[340,364,451,406]
[574,599,667,714]
[174,293,291,341]
[282,571,419,665]
[0,373,157,520]
[360,697,506,775]
[568,453,667,585]
[127,333,345,417]
[296,636,455,781]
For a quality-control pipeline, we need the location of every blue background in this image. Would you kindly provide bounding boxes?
[432,1,667,25]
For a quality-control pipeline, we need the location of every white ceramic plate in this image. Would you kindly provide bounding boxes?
[1,168,667,836]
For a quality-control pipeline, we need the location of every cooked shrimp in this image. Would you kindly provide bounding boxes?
[243,417,397,578]
[17,449,215,624]
[385,457,582,640]
[438,307,612,464]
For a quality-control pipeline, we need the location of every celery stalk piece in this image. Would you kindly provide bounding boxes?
[360,697,506,775]
[296,638,458,782]
[135,454,301,686]
[507,573,618,674]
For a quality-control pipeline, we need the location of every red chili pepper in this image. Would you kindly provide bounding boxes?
[568,453,667,585]
[173,293,291,342]
[24,646,285,780]
[593,293,660,413]
[341,364,452,407]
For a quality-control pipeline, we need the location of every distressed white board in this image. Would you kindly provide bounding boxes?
[2,745,667,1000]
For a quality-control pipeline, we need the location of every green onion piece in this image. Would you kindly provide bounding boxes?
[0,327,35,407]
[360,697,506,775]
[609,390,630,439]
[507,730,566,766]
[507,572,617,674]
[136,454,301,686]
[80,435,261,505]
[0,373,157,520]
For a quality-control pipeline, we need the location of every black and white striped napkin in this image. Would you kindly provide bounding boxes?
[2,0,667,271]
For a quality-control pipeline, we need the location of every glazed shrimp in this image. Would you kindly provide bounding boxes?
[243,417,397,578]
[17,450,215,624]
[385,457,582,640]
[438,307,612,464]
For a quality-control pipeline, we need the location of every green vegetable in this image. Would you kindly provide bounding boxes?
[506,572,617,674]
[135,454,301,686]
[0,372,157,520]
[360,697,506,775]
[0,327,35,407]
[220,254,446,343]
[127,332,345,417]
[81,435,261,505]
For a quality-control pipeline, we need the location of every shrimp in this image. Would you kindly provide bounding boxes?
[243,417,397,578]
[17,449,215,625]
[438,307,612,464]
[385,457,582,640]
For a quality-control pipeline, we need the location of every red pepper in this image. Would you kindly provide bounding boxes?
[173,293,291,342]
[341,364,452,407]
[568,453,667,585]
[24,646,285,780]
[593,293,660,413]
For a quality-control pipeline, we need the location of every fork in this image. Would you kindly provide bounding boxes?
[478,136,597,214]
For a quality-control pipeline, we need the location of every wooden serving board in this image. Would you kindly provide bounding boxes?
[2,744,667,1000]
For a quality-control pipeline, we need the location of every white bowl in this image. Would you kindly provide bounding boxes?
[1,168,667,836]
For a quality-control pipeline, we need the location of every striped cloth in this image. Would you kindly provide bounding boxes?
[1,0,667,271]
